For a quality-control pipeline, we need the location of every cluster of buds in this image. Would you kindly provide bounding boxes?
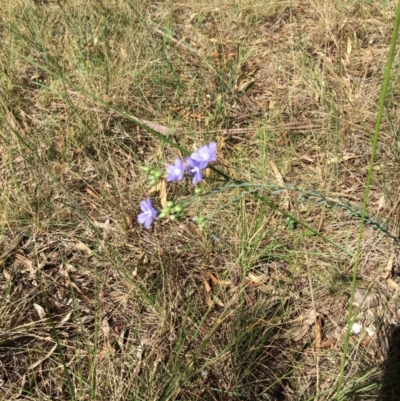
[141,167,163,186]
[158,201,183,220]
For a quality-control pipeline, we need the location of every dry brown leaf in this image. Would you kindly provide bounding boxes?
[116,328,127,350]
[92,219,112,230]
[34,303,46,320]
[159,180,167,209]
[65,278,84,294]
[382,252,395,279]
[353,288,379,309]
[59,311,72,325]
[97,347,109,363]
[303,311,317,326]
[360,337,371,348]
[100,317,111,338]
[320,338,336,348]
[203,280,212,293]
[216,135,226,152]
[269,161,289,209]
[213,296,225,307]
[262,295,283,308]
[327,153,359,164]
[124,212,133,229]
[346,36,352,56]
[75,241,92,256]
[218,280,232,286]
[387,278,399,291]
[15,254,35,275]
[286,310,316,341]
[206,295,213,307]
[149,180,167,209]
[3,268,11,281]
[131,115,176,136]
[269,161,285,187]
[288,325,309,342]
[132,339,147,376]
[206,271,219,284]
[97,343,115,363]
[299,155,315,164]
[120,46,127,59]
[377,194,386,212]
[65,263,77,273]
[236,77,255,92]
[246,273,269,286]
[85,187,100,199]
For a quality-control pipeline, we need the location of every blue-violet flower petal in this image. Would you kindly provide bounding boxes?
[190,142,217,165]
[138,197,158,229]
[186,157,206,185]
[166,158,186,182]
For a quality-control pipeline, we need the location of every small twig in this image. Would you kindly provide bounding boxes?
[152,26,189,50]
[28,344,58,370]
[0,232,26,266]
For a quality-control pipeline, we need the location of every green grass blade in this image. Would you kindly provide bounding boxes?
[335,1,400,397]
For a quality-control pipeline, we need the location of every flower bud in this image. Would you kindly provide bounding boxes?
[173,204,182,213]
[158,211,167,219]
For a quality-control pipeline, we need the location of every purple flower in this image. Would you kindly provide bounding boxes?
[190,142,217,166]
[186,157,207,185]
[138,197,158,229]
[166,158,186,182]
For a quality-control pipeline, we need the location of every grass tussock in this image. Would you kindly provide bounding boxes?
[1,0,400,400]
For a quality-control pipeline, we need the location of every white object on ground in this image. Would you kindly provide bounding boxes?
[351,322,362,335]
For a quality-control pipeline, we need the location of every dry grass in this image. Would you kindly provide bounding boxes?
[1,0,400,400]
